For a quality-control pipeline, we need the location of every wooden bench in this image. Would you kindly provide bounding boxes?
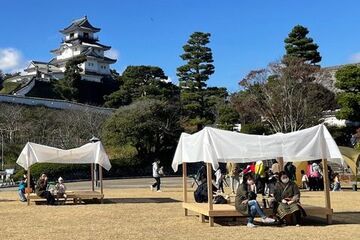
[183,202,333,226]
[27,190,104,205]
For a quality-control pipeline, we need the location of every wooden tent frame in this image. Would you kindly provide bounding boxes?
[182,158,333,227]
[26,162,104,206]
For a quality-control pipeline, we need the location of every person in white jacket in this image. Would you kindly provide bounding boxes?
[151,160,162,192]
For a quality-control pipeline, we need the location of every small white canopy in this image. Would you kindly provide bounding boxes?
[16,141,111,171]
[172,124,343,172]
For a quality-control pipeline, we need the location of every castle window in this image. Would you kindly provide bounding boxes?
[83,32,89,39]
[70,33,74,39]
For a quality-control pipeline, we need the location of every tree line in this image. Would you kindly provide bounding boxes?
[0,24,359,180]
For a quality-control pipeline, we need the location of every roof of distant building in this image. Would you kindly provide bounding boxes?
[60,16,100,34]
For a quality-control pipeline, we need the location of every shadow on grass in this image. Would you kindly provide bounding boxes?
[83,197,181,205]
[200,211,360,227]
[0,199,16,202]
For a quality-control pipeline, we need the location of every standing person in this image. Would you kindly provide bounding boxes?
[255,160,266,196]
[284,162,297,182]
[301,170,309,190]
[332,173,341,191]
[271,160,280,175]
[235,174,275,228]
[151,160,162,192]
[274,171,304,226]
[18,177,27,202]
[214,167,224,193]
[311,162,322,191]
[35,173,55,205]
[226,162,240,194]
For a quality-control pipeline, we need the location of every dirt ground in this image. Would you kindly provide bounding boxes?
[0,187,359,240]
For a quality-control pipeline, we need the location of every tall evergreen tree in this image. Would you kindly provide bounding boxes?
[284,25,322,65]
[177,32,215,89]
[335,65,360,121]
[177,32,215,131]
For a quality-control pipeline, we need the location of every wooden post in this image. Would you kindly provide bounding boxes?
[277,157,284,171]
[91,163,94,191]
[99,165,103,204]
[27,167,30,206]
[206,163,214,227]
[322,158,332,224]
[26,146,31,206]
[182,163,188,216]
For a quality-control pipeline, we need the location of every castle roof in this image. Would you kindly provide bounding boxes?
[60,16,100,34]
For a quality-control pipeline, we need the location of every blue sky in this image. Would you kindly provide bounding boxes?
[1,0,360,92]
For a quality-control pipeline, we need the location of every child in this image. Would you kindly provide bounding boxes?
[55,177,67,204]
[301,170,309,190]
[332,173,341,191]
[18,177,27,202]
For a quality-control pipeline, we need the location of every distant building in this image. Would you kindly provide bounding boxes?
[8,16,116,87]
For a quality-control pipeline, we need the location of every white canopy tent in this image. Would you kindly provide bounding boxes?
[172,124,343,226]
[16,141,111,205]
[172,124,343,172]
[17,141,111,171]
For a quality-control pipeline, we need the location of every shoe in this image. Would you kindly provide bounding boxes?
[295,224,300,227]
[156,190,162,192]
[262,217,276,223]
[247,223,257,228]
[150,185,153,191]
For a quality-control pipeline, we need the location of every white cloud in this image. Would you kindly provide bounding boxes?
[0,48,28,73]
[348,52,360,63]
[105,48,119,60]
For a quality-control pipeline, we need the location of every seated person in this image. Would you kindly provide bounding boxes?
[35,173,55,205]
[194,181,217,203]
[55,177,67,203]
[274,171,305,225]
[235,173,275,228]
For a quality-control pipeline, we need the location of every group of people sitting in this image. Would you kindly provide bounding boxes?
[235,171,305,228]
[193,161,308,228]
[18,173,67,205]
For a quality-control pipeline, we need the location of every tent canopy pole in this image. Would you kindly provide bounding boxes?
[183,163,188,216]
[206,163,214,226]
[322,158,332,224]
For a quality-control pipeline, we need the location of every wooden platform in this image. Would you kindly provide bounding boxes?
[183,202,333,226]
[27,190,104,205]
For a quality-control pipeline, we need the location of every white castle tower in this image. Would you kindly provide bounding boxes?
[11,16,116,86]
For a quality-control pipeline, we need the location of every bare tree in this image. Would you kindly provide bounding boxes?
[238,56,321,133]
[0,104,25,142]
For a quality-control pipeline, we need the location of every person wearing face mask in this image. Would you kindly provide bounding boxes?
[274,171,305,226]
[235,173,275,228]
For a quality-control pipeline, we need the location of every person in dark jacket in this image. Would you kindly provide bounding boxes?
[274,171,305,225]
[35,173,55,205]
[235,174,275,228]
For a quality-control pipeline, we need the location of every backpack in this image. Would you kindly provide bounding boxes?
[213,195,227,204]
[194,182,208,203]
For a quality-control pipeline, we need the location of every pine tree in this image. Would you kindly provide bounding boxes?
[177,32,215,89]
[284,25,321,65]
[177,32,215,131]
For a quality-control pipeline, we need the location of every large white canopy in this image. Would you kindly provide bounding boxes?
[16,141,111,171]
[172,124,343,172]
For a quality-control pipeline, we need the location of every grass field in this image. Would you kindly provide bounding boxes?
[0,186,359,240]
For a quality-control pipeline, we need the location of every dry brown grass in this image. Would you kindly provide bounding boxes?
[0,188,359,240]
